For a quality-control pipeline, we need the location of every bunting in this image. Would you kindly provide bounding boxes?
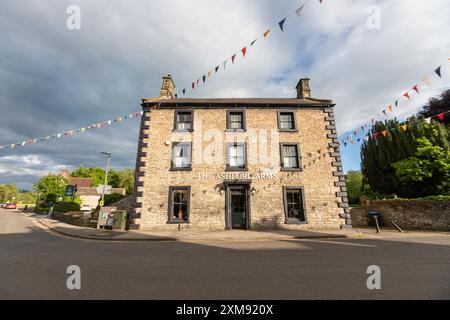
[278,18,287,31]
[0,110,146,152]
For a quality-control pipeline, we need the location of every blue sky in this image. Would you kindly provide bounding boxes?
[0,0,449,189]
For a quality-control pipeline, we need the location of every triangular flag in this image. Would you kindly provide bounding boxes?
[174,94,177,98]
[202,75,206,83]
[424,117,431,124]
[295,4,305,16]
[81,127,85,132]
[382,110,387,116]
[381,131,388,137]
[241,47,247,57]
[412,85,419,94]
[215,66,219,73]
[231,54,237,64]
[435,66,442,78]
[263,29,271,38]
[422,76,431,86]
[319,0,323,3]
[364,136,369,142]
[387,105,393,112]
[223,60,227,70]
[278,18,287,31]
[140,111,144,116]
[196,79,200,86]
[437,113,445,121]
[373,133,378,139]
[395,100,398,107]
[400,125,407,131]
[57,133,61,138]
[107,120,112,126]
[250,39,257,46]
[182,88,186,95]
[403,92,410,100]
[192,82,195,90]
[22,141,26,146]
[208,71,212,78]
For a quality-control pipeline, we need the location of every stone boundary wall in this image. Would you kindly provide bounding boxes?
[350,200,450,231]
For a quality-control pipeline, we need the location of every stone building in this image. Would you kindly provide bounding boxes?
[130,75,350,230]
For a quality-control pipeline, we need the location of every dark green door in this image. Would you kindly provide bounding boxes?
[230,189,246,229]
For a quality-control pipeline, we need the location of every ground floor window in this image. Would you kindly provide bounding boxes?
[168,186,190,223]
[283,187,307,223]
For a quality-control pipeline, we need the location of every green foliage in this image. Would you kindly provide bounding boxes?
[54,201,81,213]
[70,166,133,192]
[345,170,363,205]
[0,184,20,202]
[118,169,135,195]
[18,191,37,204]
[392,137,450,196]
[34,174,68,204]
[70,167,106,187]
[104,193,127,206]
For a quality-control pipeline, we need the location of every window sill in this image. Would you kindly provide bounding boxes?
[225,129,246,133]
[225,167,248,172]
[278,129,299,133]
[285,219,308,225]
[170,167,192,172]
[167,220,190,224]
[280,167,301,172]
[172,129,193,133]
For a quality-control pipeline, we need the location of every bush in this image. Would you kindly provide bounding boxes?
[54,202,80,213]
[104,193,127,206]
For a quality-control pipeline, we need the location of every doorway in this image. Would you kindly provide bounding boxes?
[225,184,251,230]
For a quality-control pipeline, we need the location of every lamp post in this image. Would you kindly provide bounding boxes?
[96,152,111,229]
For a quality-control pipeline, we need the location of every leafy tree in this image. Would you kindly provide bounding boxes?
[118,168,135,195]
[0,184,20,202]
[70,167,106,187]
[344,171,363,205]
[418,89,450,124]
[392,137,450,196]
[34,174,68,204]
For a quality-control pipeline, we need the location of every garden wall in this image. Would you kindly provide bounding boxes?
[350,200,450,231]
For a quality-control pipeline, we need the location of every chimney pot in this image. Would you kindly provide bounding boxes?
[160,75,176,99]
[296,77,311,99]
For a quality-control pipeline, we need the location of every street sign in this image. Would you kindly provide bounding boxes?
[96,185,112,195]
[64,185,76,197]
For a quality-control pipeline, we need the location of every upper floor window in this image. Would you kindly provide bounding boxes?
[168,186,190,223]
[227,142,247,171]
[283,187,307,224]
[226,110,246,131]
[278,111,297,131]
[174,110,193,131]
[171,142,192,170]
[280,143,301,171]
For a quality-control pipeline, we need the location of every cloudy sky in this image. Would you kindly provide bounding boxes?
[0,0,449,190]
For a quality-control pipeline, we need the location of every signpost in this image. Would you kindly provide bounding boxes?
[64,185,76,197]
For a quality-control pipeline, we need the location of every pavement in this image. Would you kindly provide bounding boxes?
[1,208,449,299]
[23,210,450,242]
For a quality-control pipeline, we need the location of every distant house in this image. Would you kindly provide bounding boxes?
[66,176,125,209]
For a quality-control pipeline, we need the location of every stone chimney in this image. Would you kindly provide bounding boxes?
[296,77,311,99]
[160,74,175,99]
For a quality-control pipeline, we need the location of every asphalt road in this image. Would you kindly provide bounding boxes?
[0,208,449,299]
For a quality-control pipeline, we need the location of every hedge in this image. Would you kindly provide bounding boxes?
[54,201,80,213]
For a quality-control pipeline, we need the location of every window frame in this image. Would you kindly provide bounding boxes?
[167,186,191,224]
[226,142,247,171]
[226,110,246,132]
[279,143,302,171]
[282,186,308,224]
[170,142,192,171]
[277,110,298,132]
[173,109,194,132]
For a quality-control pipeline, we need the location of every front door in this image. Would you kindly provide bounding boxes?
[226,184,250,230]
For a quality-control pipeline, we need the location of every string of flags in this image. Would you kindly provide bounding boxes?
[340,58,450,146]
[0,110,144,152]
[172,0,323,98]
[342,109,450,147]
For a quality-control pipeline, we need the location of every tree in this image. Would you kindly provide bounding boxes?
[70,167,106,187]
[418,89,450,124]
[361,115,449,198]
[344,171,363,205]
[34,174,68,203]
[0,184,20,202]
[118,169,135,195]
[392,137,450,196]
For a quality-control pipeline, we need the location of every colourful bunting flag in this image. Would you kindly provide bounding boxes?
[381,131,387,137]
[438,113,445,121]
[278,18,287,31]
[192,82,195,90]
[412,85,419,94]
[196,79,200,86]
[250,39,257,46]
[424,117,431,124]
[403,92,410,100]
[231,54,237,64]
[223,60,227,70]
[395,100,398,107]
[202,75,206,83]
[422,76,431,86]
[387,105,393,112]
[263,29,271,39]
[241,47,247,57]
[208,71,212,78]
[435,66,442,78]
[182,89,186,95]
[295,4,305,16]
[215,66,219,73]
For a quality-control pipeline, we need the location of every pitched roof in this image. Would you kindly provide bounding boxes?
[141,97,334,108]
[76,187,126,196]
[68,177,93,188]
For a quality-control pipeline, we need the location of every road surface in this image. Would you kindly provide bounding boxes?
[0,209,449,299]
